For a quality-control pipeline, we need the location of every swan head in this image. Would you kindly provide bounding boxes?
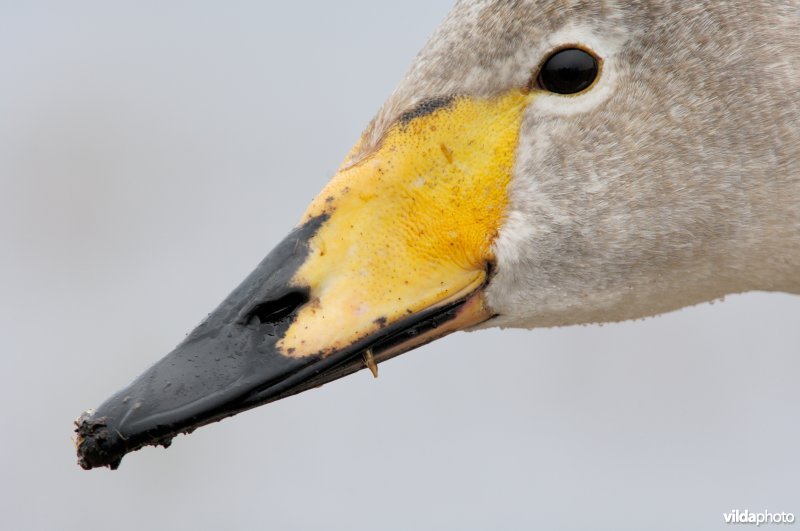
[75,0,799,469]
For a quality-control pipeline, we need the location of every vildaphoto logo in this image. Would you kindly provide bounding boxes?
[724,510,795,526]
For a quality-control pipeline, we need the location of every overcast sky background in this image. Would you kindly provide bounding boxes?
[1,2,798,530]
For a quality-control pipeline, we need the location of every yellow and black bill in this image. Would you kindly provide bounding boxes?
[75,89,533,470]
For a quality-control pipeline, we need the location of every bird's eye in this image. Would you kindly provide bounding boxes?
[537,47,599,95]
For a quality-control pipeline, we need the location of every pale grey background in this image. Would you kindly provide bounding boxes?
[1,2,798,530]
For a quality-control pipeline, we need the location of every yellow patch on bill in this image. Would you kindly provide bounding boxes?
[280,89,534,357]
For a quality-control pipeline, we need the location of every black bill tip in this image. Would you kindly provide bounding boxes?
[75,412,122,470]
[74,218,325,470]
[75,410,173,470]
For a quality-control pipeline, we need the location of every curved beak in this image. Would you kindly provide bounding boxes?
[75,89,533,470]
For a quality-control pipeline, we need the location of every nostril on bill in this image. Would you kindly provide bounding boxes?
[246,291,309,327]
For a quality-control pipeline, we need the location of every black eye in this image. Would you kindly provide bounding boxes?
[538,48,599,94]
